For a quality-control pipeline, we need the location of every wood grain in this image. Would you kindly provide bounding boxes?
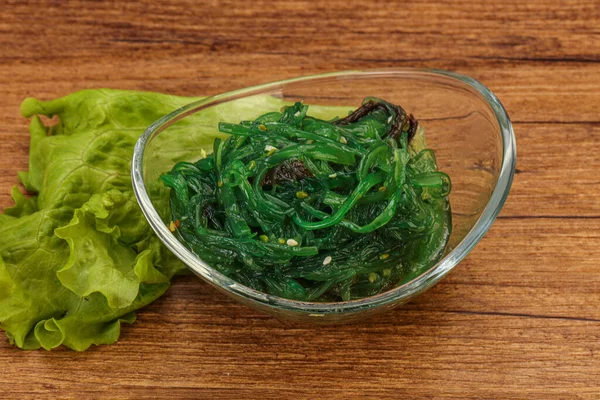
[1,0,599,398]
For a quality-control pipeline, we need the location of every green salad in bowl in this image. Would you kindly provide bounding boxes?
[160,98,451,302]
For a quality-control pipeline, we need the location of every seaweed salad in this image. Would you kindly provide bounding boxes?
[161,98,451,302]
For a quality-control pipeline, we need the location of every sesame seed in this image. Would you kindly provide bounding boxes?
[378,186,387,192]
[368,272,378,283]
[329,173,337,178]
[294,111,301,117]
[339,136,348,144]
[259,235,269,242]
[278,238,286,245]
[323,256,332,265]
[296,191,308,199]
[258,124,267,131]
[379,253,390,260]
[287,239,299,247]
[265,145,278,156]
[387,116,392,123]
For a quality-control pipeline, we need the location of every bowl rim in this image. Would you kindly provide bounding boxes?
[131,68,516,314]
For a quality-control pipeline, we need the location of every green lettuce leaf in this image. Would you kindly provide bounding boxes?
[0,89,210,350]
[19,90,208,210]
[54,190,170,309]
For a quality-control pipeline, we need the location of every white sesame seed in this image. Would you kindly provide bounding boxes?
[328,173,337,178]
[339,136,348,144]
[323,256,332,265]
[387,116,392,123]
[294,111,301,117]
[287,239,299,247]
[265,145,277,152]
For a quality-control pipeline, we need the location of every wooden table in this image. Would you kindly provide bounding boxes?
[1,1,599,398]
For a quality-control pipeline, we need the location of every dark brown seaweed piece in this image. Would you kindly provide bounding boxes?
[333,99,418,145]
[332,100,384,125]
[406,113,418,144]
[262,159,313,187]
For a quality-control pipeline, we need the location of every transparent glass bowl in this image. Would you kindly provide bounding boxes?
[131,69,516,323]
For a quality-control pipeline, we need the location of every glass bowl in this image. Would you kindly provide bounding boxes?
[131,69,516,323]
